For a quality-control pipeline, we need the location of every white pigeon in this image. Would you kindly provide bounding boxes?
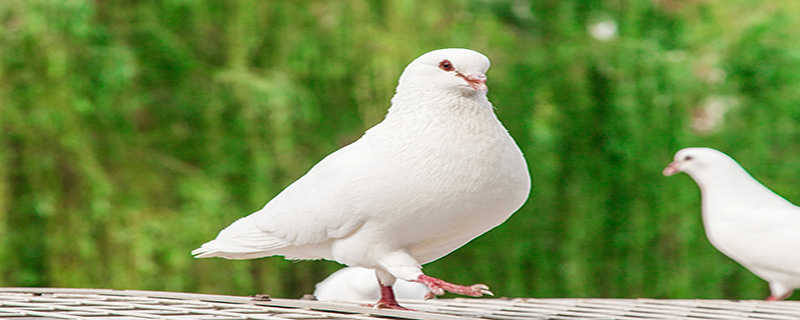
[193,48,531,309]
[664,147,800,301]
[314,267,430,302]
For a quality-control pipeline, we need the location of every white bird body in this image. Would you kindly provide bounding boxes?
[664,147,800,300]
[314,267,430,302]
[194,48,530,308]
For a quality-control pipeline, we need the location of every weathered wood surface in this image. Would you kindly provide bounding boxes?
[0,288,798,320]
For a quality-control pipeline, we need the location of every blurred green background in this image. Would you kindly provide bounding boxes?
[2,0,800,300]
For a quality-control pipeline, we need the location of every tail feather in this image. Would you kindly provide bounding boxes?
[192,216,287,259]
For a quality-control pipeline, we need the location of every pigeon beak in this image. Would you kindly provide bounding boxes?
[458,73,488,93]
[663,162,681,176]
[466,75,487,93]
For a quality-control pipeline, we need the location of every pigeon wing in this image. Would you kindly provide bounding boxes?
[194,139,376,259]
[711,203,800,279]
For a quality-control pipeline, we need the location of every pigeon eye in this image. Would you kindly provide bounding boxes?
[684,155,693,161]
[439,60,454,72]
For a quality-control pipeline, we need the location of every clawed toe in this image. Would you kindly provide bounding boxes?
[416,275,495,298]
[368,302,413,310]
[423,286,446,300]
[471,284,493,296]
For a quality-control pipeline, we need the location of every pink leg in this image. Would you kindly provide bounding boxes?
[766,292,792,301]
[368,284,411,310]
[415,274,493,300]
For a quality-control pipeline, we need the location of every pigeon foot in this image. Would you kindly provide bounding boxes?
[366,284,413,310]
[367,301,412,310]
[415,274,494,299]
[766,292,792,301]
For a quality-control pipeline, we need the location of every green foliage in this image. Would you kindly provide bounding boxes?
[1,0,799,299]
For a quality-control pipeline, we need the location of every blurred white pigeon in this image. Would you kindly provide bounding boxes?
[193,48,531,309]
[664,147,800,301]
[314,267,430,302]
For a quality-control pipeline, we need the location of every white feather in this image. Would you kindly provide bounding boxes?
[665,147,800,299]
[314,267,430,302]
[194,48,530,293]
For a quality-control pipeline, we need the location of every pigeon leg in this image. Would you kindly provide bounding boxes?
[415,274,493,299]
[367,268,412,310]
[766,292,792,301]
[367,284,411,310]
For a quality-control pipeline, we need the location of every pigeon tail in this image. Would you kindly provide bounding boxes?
[192,216,287,259]
[191,240,273,259]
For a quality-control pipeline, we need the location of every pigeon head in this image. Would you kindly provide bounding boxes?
[663,147,741,180]
[396,48,490,95]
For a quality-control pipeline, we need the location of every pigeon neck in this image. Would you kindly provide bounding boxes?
[387,87,492,117]
[693,165,789,209]
[691,164,754,192]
